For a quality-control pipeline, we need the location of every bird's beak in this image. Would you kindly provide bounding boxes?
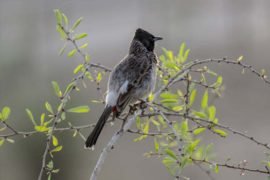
[154,36,163,41]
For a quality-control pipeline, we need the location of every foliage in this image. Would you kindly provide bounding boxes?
[0,9,270,180]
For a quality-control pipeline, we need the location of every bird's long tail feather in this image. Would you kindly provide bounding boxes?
[85,106,112,148]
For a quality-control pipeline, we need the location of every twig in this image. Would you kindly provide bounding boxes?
[89,111,141,180]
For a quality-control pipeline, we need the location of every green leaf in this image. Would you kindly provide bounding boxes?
[74,33,88,40]
[58,44,66,56]
[154,138,159,152]
[165,148,177,160]
[68,49,77,57]
[62,12,69,26]
[193,127,206,135]
[56,25,67,39]
[45,102,54,114]
[40,113,45,125]
[79,43,88,49]
[54,9,62,25]
[212,128,227,137]
[193,111,207,119]
[172,106,183,112]
[35,125,49,132]
[208,106,216,121]
[160,92,178,99]
[2,106,11,121]
[47,160,54,169]
[52,135,58,146]
[96,72,102,83]
[0,138,5,146]
[214,164,219,173]
[136,116,141,129]
[51,81,62,97]
[143,121,150,134]
[26,109,37,126]
[67,106,90,113]
[71,17,83,31]
[183,49,190,62]
[160,99,178,104]
[201,90,208,110]
[73,64,84,74]
[189,89,197,107]
[51,145,63,153]
[181,120,189,133]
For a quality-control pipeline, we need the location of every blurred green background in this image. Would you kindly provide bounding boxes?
[0,0,270,179]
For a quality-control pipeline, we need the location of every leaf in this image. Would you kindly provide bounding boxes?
[154,138,159,152]
[96,72,102,83]
[51,145,63,153]
[54,9,62,25]
[56,25,67,39]
[73,64,84,74]
[74,33,88,40]
[201,90,208,110]
[47,160,54,169]
[213,128,227,137]
[61,12,69,26]
[189,89,197,107]
[193,111,207,119]
[143,121,150,134]
[172,106,183,111]
[165,148,177,160]
[45,102,54,114]
[181,120,189,133]
[71,17,83,31]
[6,138,14,143]
[52,136,58,146]
[214,164,219,173]
[67,106,90,113]
[79,43,88,49]
[160,92,178,99]
[237,55,244,62]
[68,49,77,57]
[51,81,62,97]
[208,106,216,121]
[40,113,45,125]
[148,92,154,102]
[160,99,178,104]
[136,116,141,129]
[35,126,49,132]
[2,106,11,121]
[26,109,37,126]
[193,127,206,135]
[58,44,66,55]
[0,138,5,146]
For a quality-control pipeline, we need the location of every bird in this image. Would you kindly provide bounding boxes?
[85,28,162,149]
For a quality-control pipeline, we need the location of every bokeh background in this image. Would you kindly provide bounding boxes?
[1,0,270,180]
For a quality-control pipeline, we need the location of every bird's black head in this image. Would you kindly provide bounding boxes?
[133,28,162,52]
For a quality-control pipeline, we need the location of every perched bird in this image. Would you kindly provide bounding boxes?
[85,28,162,149]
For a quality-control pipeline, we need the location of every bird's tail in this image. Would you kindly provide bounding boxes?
[85,106,112,149]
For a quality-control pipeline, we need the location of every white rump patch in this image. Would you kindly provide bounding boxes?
[106,80,129,106]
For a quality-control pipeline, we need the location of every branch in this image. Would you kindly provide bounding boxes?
[191,158,270,175]
[89,111,141,180]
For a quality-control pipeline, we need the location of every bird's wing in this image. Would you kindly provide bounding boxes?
[114,55,152,113]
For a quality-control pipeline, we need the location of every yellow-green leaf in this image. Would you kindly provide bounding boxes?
[213,128,227,137]
[193,127,206,135]
[189,89,197,107]
[74,33,88,40]
[2,106,11,120]
[73,64,84,74]
[96,72,102,83]
[45,102,54,114]
[201,90,208,110]
[71,17,83,31]
[54,9,62,25]
[0,138,4,146]
[51,145,63,153]
[68,49,77,57]
[79,43,88,49]
[51,81,62,97]
[35,125,49,132]
[52,136,58,146]
[67,106,90,113]
[26,109,37,126]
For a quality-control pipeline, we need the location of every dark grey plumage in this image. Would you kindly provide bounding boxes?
[85,28,162,149]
